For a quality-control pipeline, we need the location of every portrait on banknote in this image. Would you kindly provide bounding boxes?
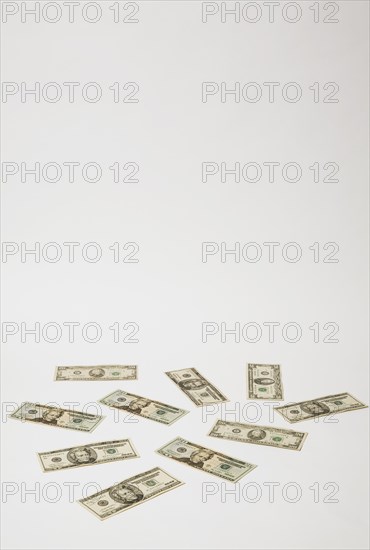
[108,484,144,505]
[176,448,215,470]
[67,447,98,465]
[32,408,64,426]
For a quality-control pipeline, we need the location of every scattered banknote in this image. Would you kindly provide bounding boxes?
[156,437,256,482]
[165,368,228,406]
[275,392,367,423]
[10,403,104,432]
[208,420,307,451]
[99,390,188,425]
[38,439,139,472]
[79,467,183,520]
[248,363,283,400]
[55,365,137,381]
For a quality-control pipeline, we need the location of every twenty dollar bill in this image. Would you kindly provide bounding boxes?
[38,439,139,472]
[10,403,104,432]
[248,363,283,400]
[99,390,188,425]
[275,393,367,423]
[156,437,256,482]
[55,365,137,381]
[209,420,307,451]
[165,368,228,406]
[79,467,183,520]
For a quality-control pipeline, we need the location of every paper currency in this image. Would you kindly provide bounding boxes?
[275,392,367,423]
[55,365,137,381]
[99,390,188,425]
[38,439,139,472]
[156,437,256,482]
[248,363,283,400]
[10,403,104,432]
[165,368,228,406]
[208,420,307,451]
[79,467,183,520]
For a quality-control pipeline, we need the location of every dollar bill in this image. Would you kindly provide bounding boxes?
[248,363,283,400]
[208,420,307,451]
[10,403,104,432]
[165,368,228,406]
[55,365,137,381]
[38,439,139,472]
[99,390,188,425]
[275,392,367,423]
[156,437,257,482]
[79,467,183,520]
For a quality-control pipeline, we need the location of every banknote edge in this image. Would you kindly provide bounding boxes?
[208,418,309,434]
[98,400,189,426]
[164,370,202,406]
[207,420,308,451]
[98,391,189,424]
[9,414,105,432]
[274,392,368,411]
[247,363,284,400]
[54,365,138,381]
[9,402,105,419]
[37,449,139,473]
[155,437,257,483]
[297,431,308,451]
[10,407,105,432]
[274,398,368,424]
[78,469,184,520]
[37,438,140,472]
[88,415,105,432]
[164,369,229,407]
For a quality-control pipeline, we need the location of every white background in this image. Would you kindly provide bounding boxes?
[1,1,369,549]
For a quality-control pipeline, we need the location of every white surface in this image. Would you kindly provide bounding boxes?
[1,1,369,549]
